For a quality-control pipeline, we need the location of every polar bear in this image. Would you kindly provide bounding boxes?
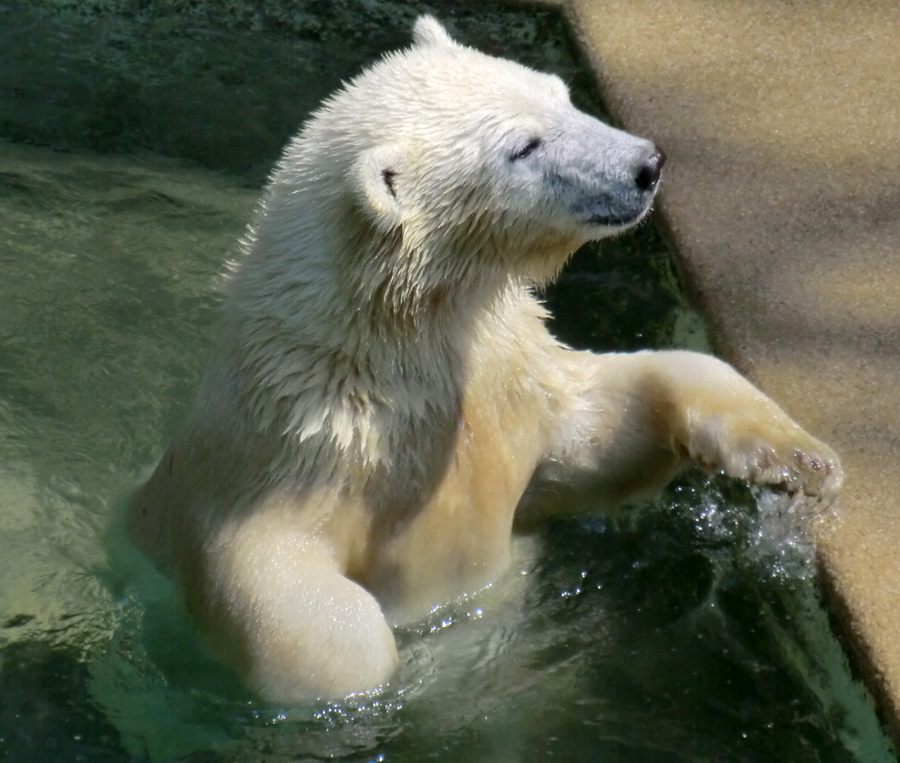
[129,16,841,702]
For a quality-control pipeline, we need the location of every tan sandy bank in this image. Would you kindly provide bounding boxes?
[553,0,900,745]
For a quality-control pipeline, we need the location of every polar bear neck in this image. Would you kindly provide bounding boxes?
[220,182,550,468]
[228,172,544,377]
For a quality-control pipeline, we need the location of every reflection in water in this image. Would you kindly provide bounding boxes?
[0,3,894,762]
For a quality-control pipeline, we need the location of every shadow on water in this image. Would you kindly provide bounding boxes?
[0,1,894,761]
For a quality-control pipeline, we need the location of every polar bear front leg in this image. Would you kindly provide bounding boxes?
[182,526,399,703]
[530,349,842,515]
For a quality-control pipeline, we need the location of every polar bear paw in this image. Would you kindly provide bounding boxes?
[685,410,843,498]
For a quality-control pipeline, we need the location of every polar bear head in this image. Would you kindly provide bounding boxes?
[355,17,662,262]
[239,16,664,336]
[352,17,664,272]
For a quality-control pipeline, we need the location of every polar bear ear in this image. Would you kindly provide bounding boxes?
[412,15,457,48]
[352,144,406,232]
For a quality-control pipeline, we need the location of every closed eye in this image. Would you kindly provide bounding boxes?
[510,136,543,161]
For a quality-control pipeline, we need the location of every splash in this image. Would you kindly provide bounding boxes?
[666,473,840,582]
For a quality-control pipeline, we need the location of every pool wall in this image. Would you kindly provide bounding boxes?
[556,0,900,747]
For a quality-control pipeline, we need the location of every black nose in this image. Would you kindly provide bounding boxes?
[634,148,666,192]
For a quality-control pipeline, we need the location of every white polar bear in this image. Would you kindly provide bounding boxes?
[129,16,841,702]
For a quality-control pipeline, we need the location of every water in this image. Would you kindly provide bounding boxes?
[0,3,895,762]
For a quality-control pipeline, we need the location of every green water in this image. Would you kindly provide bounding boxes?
[0,3,895,761]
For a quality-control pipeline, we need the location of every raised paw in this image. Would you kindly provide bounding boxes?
[685,410,843,498]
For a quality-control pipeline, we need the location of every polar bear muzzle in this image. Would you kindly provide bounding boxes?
[574,144,667,231]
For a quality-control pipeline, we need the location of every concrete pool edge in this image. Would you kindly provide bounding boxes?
[551,0,900,749]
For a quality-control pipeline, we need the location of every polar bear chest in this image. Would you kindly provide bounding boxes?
[348,351,550,623]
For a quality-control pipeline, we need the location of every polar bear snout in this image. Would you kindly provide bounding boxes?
[570,141,666,232]
[634,148,666,192]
